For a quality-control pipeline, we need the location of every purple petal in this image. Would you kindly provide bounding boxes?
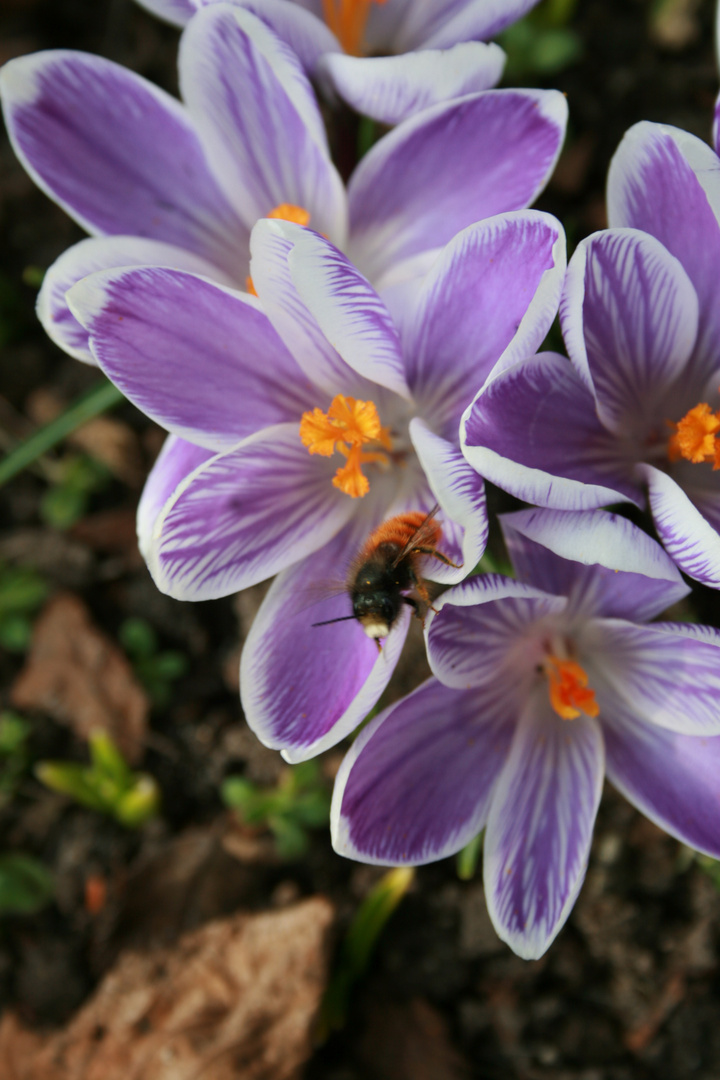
[234,0,340,74]
[403,212,565,436]
[134,0,196,26]
[500,507,689,621]
[348,89,568,284]
[603,707,720,858]
[240,524,410,761]
[332,678,514,865]
[285,224,412,400]
[461,352,640,510]
[426,574,565,692]
[415,0,542,49]
[137,435,213,559]
[147,423,355,599]
[68,266,314,451]
[322,43,504,126]
[585,619,720,737]
[640,463,720,588]
[0,51,247,278]
[179,5,347,243]
[484,706,604,959]
[38,235,232,364]
[409,419,488,584]
[561,229,699,437]
[607,122,720,387]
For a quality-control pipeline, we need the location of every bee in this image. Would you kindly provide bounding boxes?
[313,506,461,644]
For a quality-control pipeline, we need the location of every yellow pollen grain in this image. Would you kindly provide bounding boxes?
[544,655,599,722]
[299,394,392,498]
[322,0,388,55]
[668,401,720,467]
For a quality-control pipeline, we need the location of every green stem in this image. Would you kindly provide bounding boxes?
[0,380,125,488]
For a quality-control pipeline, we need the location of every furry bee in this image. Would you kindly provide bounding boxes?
[314,506,461,643]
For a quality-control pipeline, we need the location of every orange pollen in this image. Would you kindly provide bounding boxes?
[543,655,599,722]
[299,394,392,498]
[667,400,720,470]
[322,0,388,55]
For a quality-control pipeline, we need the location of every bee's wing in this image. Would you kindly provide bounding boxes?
[391,504,441,568]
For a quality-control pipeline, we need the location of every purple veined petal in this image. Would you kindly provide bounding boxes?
[639,463,720,588]
[607,122,720,387]
[603,705,720,859]
[67,266,315,451]
[415,0,542,49]
[284,223,412,401]
[426,573,565,692]
[146,422,356,599]
[347,88,568,284]
[38,235,234,364]
[137,435,214,560]
[585,618,720,737]
[461,352,640,511]
[500,507,689,622]
[409,418,488,585]
[179,5,347,244]
[134,0,197,26]
[560,229,700,437]
[685,466,720,536]
[321,42,505,127]
[241,520,410,761]
[233,0,341,74]
[484,704,604,960]
[332,677,514,865]
[249,218,375,401]
[403,211,565,436]
[0,51,248,278]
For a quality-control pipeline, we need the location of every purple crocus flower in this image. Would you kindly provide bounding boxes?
[461,118,720,587]
[66,211,565,761]
[0,3,566,362]
[331,507,720,958]
[132,0,541,124]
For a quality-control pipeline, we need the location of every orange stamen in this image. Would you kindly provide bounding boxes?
[667,400,720,469]
[322,0,388,55]
[299,394,392,498]
[544,655,599,721]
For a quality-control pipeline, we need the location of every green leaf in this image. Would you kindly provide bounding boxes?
[0,614,33,652]
[40,484,88,530]
[269,815,309,860]
[0,379,125,488]
[456,831,483,881]
[35,761,109,811]
[119,616,158,658]
[0,854,54,915]
[88,730,132,788]
[114,775,161,827]
[0,563,48,616]
[0,712,31,754]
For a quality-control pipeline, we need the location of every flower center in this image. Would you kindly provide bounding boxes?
[322,0,388,55]
[246,203,312,296]
[299,394,392,498]
[667,400,720,470]
[543,654,599,721]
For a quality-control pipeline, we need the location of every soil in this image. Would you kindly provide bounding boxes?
[1,1,720,1078]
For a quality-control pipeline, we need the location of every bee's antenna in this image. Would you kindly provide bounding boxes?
[312,615,357,627]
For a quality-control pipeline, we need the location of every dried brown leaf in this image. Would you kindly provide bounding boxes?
[11,593,148,763]
[0,897,335,1080]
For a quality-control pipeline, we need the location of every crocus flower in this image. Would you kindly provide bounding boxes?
[0,3,566,361]
[331,507,720,959]
[66,211,565,761]
[461,159,720,586]
[132,0,541,124]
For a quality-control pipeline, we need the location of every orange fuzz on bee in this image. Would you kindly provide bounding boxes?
[313,506,461,644]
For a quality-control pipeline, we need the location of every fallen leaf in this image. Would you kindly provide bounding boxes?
[0,897,334,1080]
[11,593,148,763]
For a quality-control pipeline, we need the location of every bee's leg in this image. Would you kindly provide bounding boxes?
[413,545,463,570]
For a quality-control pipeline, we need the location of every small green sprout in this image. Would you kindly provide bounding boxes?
[500,0,581,81]
[40,453,111,530]
[698,854,720,890]
[221,760,331,859]
[0,853,54,916]
[0,711,32,805]
[118,617,187,708]
[0,561,49,652]
[456,830,483,881]
[36,730,160,828]
[319,866,415,1037]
